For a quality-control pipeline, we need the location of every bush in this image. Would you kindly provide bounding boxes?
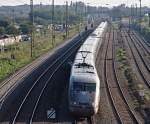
[117,48,126,61]
[124,67,133,87]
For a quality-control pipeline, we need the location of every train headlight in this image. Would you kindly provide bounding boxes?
[73,102,77,105]
[92,102,95,107]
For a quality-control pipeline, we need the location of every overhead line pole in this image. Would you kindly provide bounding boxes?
[139,0,142,32]
[75,2,77,14]
[65,1,68,38]
[30,0,34,58]
[135,3,138,19]
[128,5,131,34]
[52,0,55,47]
[76,2,79,34]
[84,3,87,31]
[131,5,133,24]
[148,13,150,27]
[132,5,134,22]
[12,9,15,26]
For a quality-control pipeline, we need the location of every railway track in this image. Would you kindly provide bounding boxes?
[0,32,87,109]
[0,54,42,108]
[122,29,150,91]
[0,31,92,124]
[133,31,150,48]
[113,29,144,123]
[12,42,83,124]
[131,31,150,69]
[133,31,150,54]
[95,25,119,123]
[73,117,94,124]
[129,31,150,71]
[104,27,140,124]
[103,27,122,124]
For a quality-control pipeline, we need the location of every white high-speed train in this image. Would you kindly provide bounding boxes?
[68,21,108,117]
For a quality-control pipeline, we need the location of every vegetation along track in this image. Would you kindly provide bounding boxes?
[0,31,92,124]
[0,53,46,108]
[104,26,140,124]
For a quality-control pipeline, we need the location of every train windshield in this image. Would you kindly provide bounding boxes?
[73,82,96,92]
[85,83,96,92]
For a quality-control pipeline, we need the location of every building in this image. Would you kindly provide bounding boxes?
[0,35,21,47]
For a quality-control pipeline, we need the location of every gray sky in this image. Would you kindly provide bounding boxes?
[0,0,149,7]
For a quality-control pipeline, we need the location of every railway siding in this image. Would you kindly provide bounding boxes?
[114,29,144,123]
[105,29,135,123]
[131,32,150,71]
[121,27,150,123]
[95,27,118,124]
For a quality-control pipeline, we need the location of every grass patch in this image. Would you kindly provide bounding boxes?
[0,24,83,82]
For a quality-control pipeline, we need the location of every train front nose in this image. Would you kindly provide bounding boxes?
[69,104,95,117]
[69,92,96,116]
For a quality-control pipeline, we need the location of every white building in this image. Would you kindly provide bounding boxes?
[0,35,22,47]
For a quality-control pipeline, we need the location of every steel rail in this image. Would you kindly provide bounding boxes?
[104,27,123,124]
[113,29,141,124]
[11,31,91,124]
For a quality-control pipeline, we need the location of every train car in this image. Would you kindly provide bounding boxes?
[68,21,108,117]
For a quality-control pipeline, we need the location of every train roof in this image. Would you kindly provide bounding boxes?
[71,73,98,84]
[71,21,107,78]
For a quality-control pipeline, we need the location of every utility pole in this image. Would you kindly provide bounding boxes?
[52,0,55,47]
[135,4,138,19]
[12,9,15,26]
[40,2,42,9]
[65,1,68,38]
[148,13,150,27]
[139,0,142,32]
[30,0,34,58]
[132,5,135,21]
[131,5,133,24]
[128,5,132,34]
[75,2,77,14]
[75,2,80,34]
[84,3,87,31]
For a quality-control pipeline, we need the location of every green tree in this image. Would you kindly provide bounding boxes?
[0,20,9,27]
[19,23,32,34]
[0,27,5,35]
[6,25,19,38]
